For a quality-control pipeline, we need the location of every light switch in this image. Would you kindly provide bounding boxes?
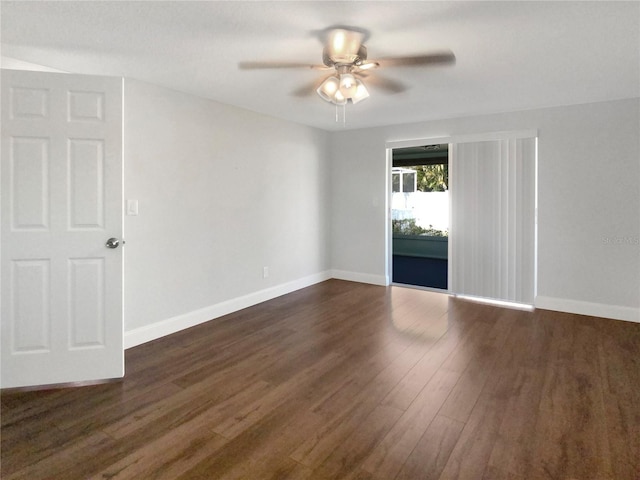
[126,199,139,216]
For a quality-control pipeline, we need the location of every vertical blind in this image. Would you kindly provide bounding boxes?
[450,136,536,305]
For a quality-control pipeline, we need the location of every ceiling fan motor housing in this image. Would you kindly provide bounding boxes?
[323,45,368,67]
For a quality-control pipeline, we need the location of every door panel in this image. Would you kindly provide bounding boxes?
[450,137,536,304]
[1,70,124,388]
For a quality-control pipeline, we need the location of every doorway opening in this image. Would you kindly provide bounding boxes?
[391,144,449,290]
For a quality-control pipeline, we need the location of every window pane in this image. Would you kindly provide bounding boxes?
[403,172,415,192]
[392,173,400,192]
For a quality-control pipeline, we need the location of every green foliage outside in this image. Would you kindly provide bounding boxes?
[392,218,448,237]
[413,164,448,192]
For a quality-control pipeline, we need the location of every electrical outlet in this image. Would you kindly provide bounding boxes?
[263,266,269,278]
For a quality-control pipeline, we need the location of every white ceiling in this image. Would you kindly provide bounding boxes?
[2,1,639,131]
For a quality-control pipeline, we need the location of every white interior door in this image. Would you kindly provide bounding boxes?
[1,70,124,389]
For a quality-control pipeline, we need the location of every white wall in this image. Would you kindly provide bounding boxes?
[330,98,640,322]
[124,79,331,346]
[1,55,68,73]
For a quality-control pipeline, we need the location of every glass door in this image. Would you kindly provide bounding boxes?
[391,144,449,290]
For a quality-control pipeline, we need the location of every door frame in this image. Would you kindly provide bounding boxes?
[386,136,453,292]
[385,143,452,292]
[385,130,538,300]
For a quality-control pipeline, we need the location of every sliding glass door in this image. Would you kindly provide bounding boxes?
[450,135,536,304]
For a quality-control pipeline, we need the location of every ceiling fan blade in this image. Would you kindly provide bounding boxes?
[360,74,407,93]
[291,77,327,97]
[238,61,328,70]
[375,51,456,68]
[355,61,379,72]
[363,74,407,94]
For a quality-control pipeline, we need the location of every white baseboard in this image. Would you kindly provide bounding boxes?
[330,269,388,286]
[124,270,332,349]
[535,295,640,323]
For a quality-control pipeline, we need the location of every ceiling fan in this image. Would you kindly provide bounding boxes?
[239,26,456,106]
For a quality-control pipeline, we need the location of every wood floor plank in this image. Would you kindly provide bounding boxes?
[284,305,453,469]
[288,371,399,468]
[99,328,336,441]
[149,325,300,389]
[102,379,273,440]
[53,380,185,433]
[285,328,438,471]
[87,426,228,480]
[2,280,639,480]
[436,308,537,480]
[305,331,413,422]
[0,381,184,474]
[3,430,116,480]
[172,387,327,479]
[171,327,317,390]
[211,351,343,440]
[360,367,461,478]
[435,378,512,479]
[204,407,326,479]
[309,404,404,480]
[344,470,376,480]
[380,309,485,411]
[394,414,465,480]
[1,381,122,429]
[264,461,315,480]
[530,315,615,480]
[483,366,545,478]
[598,327,640,479]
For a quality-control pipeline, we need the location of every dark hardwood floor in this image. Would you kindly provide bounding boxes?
[2,279,639,479]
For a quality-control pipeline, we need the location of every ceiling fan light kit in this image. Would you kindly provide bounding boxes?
[339,73,357,96]
[317,76,340,102]
[351,80,370,104]
[317,70,369,106]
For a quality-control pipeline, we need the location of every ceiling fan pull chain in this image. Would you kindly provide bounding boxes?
[334,103,347,125]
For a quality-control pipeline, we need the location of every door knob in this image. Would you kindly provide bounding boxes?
[105,238,120,249]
